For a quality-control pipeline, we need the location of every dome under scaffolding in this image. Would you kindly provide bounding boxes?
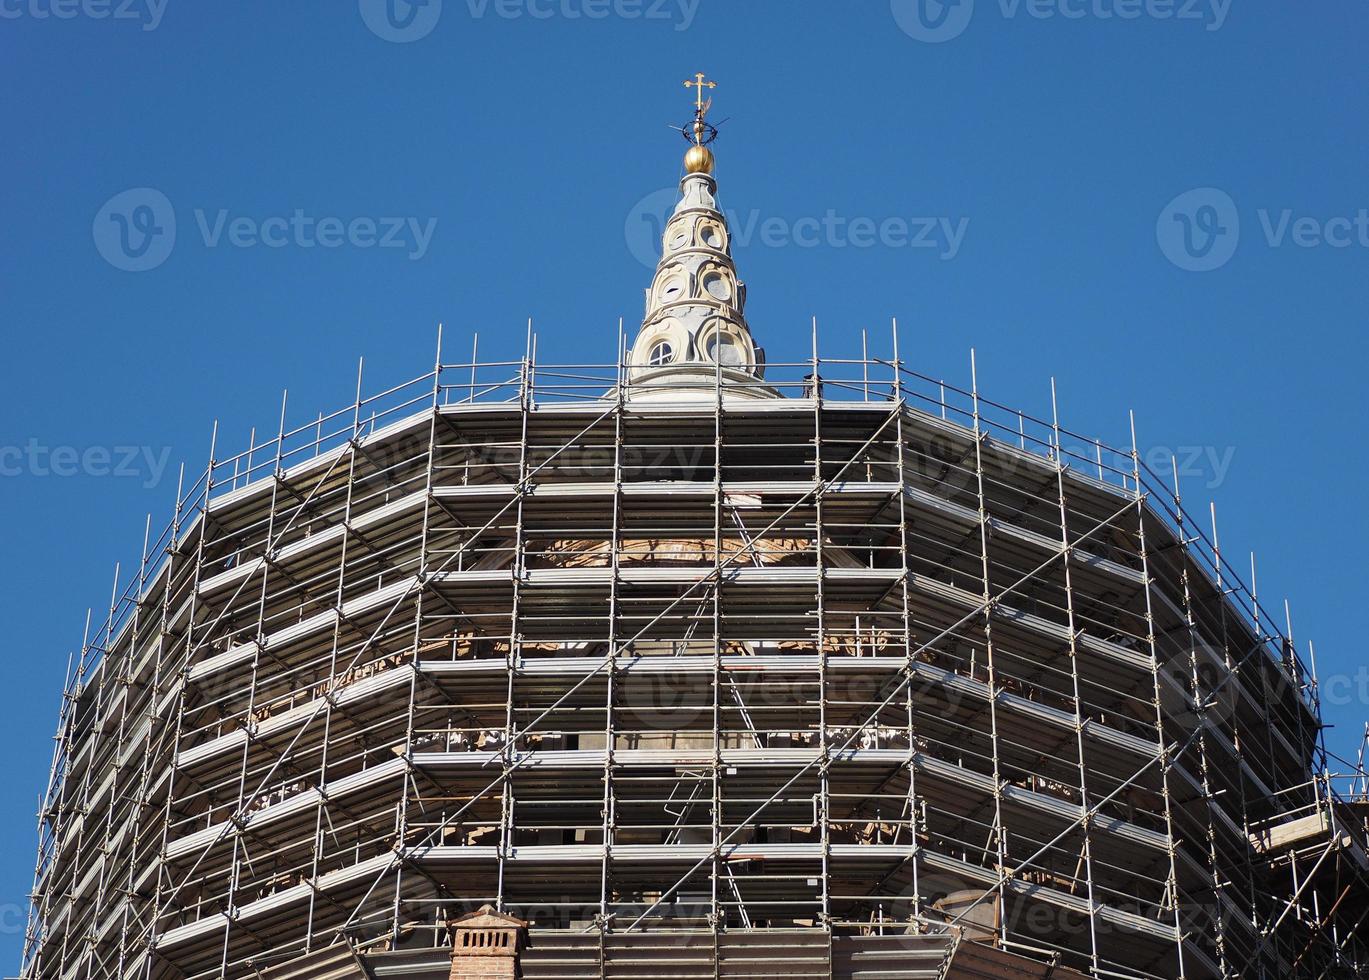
[20,78,1369,980]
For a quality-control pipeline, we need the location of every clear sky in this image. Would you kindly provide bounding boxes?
[2,0,1366,966]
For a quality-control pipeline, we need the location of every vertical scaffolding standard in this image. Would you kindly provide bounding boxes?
[19,334,1369,980]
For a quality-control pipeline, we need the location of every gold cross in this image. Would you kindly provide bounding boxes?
[684,72,717,115]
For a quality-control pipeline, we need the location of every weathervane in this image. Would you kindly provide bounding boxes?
[681,72,720,147]
[679,72,719,174]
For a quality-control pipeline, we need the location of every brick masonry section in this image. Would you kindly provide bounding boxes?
[449,906,527,980]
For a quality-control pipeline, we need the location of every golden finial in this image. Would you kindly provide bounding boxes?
[684,144,715,174]
[682,72,718,174]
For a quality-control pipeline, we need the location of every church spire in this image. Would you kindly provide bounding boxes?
[627,75,774,397]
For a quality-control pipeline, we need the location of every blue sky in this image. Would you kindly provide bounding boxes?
[1,0,1366,965]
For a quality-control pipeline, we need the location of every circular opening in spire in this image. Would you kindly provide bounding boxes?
[631,317,688,376]
[705,333,740,365]
[666,223,691,253]
[700,268,733,302]
[701,323,749,370]
[653,266,688,307]
[647,340,675,367]
[698,219,726,251]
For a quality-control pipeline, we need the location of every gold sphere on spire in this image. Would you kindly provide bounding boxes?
[684,144,715,174]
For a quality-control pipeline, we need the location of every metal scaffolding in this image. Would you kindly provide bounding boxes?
[20,328,1369,980]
